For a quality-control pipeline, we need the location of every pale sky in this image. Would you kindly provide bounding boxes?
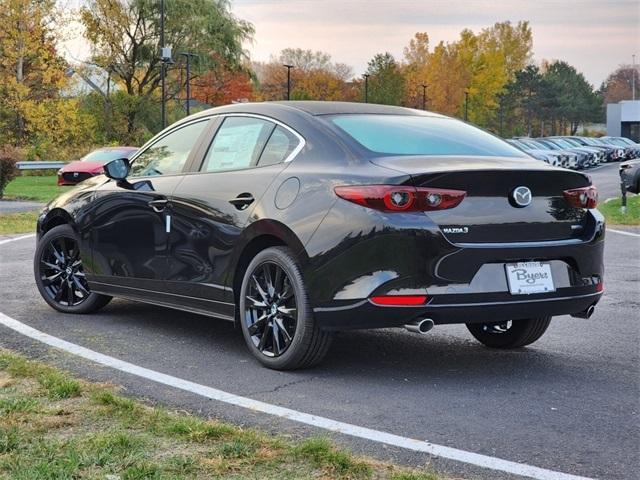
[60,0,640,87]
[231,0,640,86]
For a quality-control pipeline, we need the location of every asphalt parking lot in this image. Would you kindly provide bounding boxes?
[0,162,638,480]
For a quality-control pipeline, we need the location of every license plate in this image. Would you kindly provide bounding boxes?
[505,262,555,295]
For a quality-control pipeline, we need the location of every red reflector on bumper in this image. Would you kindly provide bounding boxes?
[370,295,428,306]
[596,282,604,292]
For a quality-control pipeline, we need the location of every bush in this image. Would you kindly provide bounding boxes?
[0,147,20,199]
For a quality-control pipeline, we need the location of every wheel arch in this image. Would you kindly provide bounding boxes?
[230,219,309,322]
[39,208,75,236]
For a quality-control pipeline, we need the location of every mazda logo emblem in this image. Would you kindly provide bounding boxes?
[511,186,532,207]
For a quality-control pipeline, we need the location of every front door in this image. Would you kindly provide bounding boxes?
[86,119,211,298]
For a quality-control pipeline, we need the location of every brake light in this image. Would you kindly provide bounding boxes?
[334,185,466,212]
[563,186,598,209]
[370,295,429,306]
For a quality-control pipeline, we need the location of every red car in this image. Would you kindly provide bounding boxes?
[57,147,138,186]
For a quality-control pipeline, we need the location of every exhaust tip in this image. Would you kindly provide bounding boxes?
[404,318,435,335]
[571,304,596,319]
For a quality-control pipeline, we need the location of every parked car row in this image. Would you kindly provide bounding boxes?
[507,136,640,170]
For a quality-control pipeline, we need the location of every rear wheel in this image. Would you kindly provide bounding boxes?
[466,317,551,349]
[239,246,332,370]
[34,224,112,314]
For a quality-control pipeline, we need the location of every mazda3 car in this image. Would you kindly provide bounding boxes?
[34,102,605,370]
[57,147,138,185]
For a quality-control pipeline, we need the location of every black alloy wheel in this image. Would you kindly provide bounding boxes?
[239,247,332,370]
[34,224,111,314]
[245,260,298,357]
[466,316,552,349]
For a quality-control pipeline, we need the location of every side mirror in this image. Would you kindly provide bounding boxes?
[104,158,131,180]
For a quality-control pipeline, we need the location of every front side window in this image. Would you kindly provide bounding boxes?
[130,120,209,177]
[329,114,527,158]
[202,117,275,172]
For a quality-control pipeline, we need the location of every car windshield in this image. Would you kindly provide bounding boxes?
[552,139,577,148]
[82,149,133,162]
[329,114,527,157]
[507,139,529,150]
[535,140,561,150]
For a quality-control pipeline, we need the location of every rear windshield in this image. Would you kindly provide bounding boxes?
[329,114,526,157]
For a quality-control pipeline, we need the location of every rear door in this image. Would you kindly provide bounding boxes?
[166,115,304,318]
[88,119,212,296]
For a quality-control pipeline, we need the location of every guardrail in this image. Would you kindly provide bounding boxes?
[16,161,65,171]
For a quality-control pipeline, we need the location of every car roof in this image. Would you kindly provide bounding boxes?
[193,101,446,119]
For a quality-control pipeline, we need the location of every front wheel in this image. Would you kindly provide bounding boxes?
[239,246,332,370]
[34,224,112,314]
[466,317,552,349]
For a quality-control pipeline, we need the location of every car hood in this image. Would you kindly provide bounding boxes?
[59,160,106,173]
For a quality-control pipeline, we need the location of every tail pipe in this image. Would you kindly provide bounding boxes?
[571,304,596,319]
[404,318,435,335]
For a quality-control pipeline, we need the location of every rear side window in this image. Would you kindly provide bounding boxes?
[258,126,300,166]
[202,117,274,172]
[330,114,526,158]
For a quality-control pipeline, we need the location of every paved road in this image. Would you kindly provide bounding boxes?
[586,162,624,200]
[0,164,638,480]
[0,199,45,213]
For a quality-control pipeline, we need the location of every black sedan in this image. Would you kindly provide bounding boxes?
[34,102,605,370]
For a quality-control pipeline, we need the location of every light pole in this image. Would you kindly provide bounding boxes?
[283,64,293,100]
[464,90,469,121]
[633,54,636,101]
[363,74,370,103]
[180,52,196,116]
[421,84,427,110]
[160,0,166,129]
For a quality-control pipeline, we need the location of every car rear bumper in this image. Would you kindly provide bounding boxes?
[314,288,603,330]
[304,201,605,330]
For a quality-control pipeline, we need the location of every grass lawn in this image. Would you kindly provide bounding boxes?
[3,175,67,203]
[0,350,440,480]
[600,195,640,226]
[0,211,39,235]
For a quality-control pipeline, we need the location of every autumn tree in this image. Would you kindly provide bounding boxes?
[400,21,532,125]
[601,65,639,104]
[366,52,404,105]
[0,0,95,157]
[80,0,253,140]
[254,49,354,101]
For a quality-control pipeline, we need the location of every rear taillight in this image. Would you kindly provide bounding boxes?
[370,295,429,306]
[334,185,466,212]
[563,186,597,209]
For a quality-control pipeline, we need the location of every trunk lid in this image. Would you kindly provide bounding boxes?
[371,156,593,243]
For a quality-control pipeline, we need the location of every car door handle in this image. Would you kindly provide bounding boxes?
[229,194,255,210]
[148,198,169,213]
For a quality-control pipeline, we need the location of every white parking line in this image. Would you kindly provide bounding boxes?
[0,233,35,246]
[0,312,592,480]
[607,228,640,238]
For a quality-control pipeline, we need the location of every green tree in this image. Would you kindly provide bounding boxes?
[542,60,602,134]
[366,53,404,105]
[81,0,253,140]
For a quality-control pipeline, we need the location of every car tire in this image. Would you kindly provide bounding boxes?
[466,316,552,349]
[239,246,332,370]
[34,224,112,314]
